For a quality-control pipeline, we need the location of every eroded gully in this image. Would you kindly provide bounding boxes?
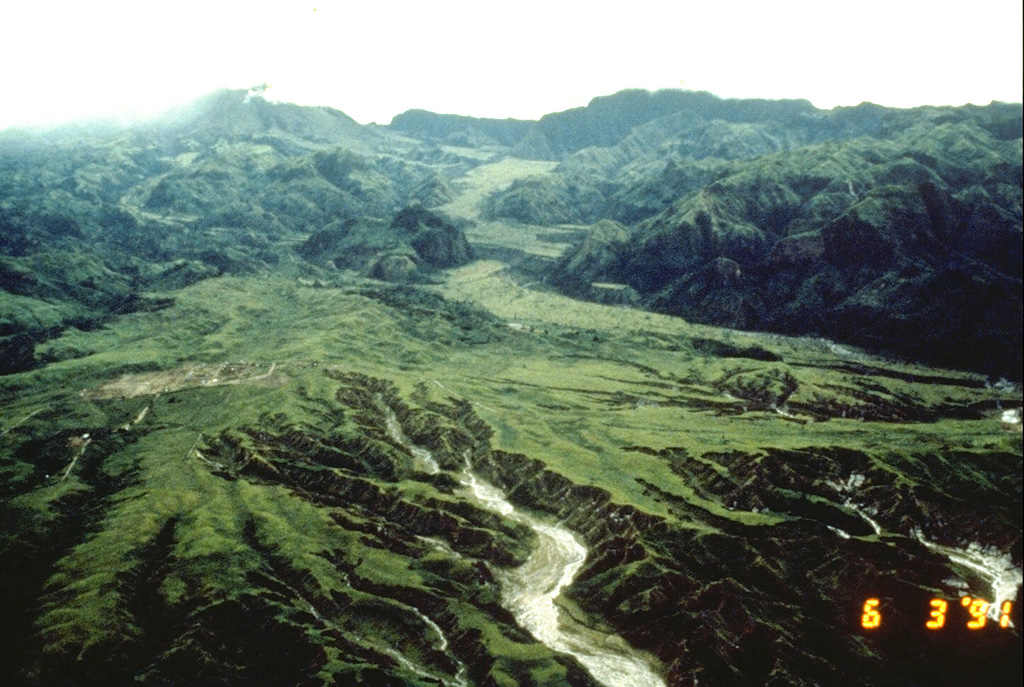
[384,406,665,687]
[828,477,1021,625]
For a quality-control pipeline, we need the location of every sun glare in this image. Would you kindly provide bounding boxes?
[0,0,1020,129]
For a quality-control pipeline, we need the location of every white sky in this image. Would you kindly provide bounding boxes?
[1,0,1021,130]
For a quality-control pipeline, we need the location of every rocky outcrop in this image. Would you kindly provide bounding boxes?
[391,206,473,268]
[552,220,630,294]
[367,252,417,282]
[296,207,472,280]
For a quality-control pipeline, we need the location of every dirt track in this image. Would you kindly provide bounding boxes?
[81,361,278,400]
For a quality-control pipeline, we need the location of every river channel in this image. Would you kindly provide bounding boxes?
[384,405,665,687]
[458,461,666,687]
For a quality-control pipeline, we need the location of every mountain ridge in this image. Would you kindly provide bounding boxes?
[0,85,1021,687]
[3,86,1021,377]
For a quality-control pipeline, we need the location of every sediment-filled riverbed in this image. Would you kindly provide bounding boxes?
[384,408,665,686]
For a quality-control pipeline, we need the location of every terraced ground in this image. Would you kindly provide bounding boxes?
[0,265,1020,686]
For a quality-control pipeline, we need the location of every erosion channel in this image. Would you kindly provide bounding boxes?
[384,406,666,687]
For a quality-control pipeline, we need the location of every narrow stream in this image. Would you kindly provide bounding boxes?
[384,407,440,474]
[912,533,1022,624]
[829,477,1021,624]
[383,405,665,687]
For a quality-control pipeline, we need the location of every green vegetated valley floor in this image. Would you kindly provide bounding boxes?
[1,89,1022,687]
[2,266,1020,687]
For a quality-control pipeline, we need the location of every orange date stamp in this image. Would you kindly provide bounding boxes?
[861,597,1014,630]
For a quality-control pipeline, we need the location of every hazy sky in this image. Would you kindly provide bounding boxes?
[1,0,1021,129]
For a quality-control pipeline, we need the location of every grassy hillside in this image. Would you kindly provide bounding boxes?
[1,270,1019,686]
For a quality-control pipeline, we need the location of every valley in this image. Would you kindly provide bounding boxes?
[0,87,1021,686]
[1,265,1019,686]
